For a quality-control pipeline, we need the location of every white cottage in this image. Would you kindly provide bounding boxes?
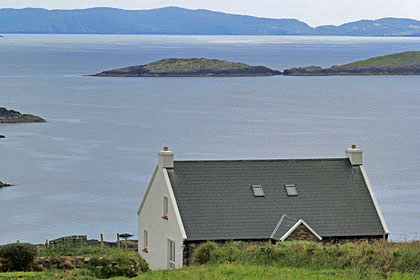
[138,146,388,270]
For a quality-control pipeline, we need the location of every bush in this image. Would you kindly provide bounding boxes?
[86,254,148,279]
[0,243,38,271]
[192,241,218,265]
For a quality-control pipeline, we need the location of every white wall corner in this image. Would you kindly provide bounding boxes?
[360,165,390,234]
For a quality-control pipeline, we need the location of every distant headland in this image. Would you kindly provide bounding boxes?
[283,51,420,76]
[0,107,46,123]
[0,7,420,36]
[93,58,281,77]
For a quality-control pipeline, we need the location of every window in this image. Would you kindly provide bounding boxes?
[143,230,148,248]
[168,239,176,269]
[285,184,298,196]
[163,196,168,216]
[252,185,265,197]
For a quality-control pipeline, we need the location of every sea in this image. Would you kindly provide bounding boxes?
[0,35,419,244]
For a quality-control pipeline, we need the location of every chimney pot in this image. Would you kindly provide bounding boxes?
[352,144,356,149]
[163,147,169,151]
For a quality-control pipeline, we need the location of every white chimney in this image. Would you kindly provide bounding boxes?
[158,147,174,169]
[345,145,363,165]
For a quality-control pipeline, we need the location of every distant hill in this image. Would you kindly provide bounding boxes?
[316,18,420,36]
[283,51,420,75]
[93,58,281,77]
[0,7,419,36]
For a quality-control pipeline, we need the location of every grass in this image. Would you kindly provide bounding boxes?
[38,246,136,258]
[144,58,251,73]
[1,241,419,279]
[339,51,420,69]
[1,265,418,280]
[194,240,420,275]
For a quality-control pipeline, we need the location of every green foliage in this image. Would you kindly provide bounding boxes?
[87,255,137,278]
[191,240,420,276]
[0,243,37,271]
[38,246,132,257]
[192,241,218,265]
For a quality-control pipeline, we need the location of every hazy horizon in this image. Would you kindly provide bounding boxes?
[1,0,419,26]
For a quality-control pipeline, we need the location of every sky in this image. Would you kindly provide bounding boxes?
[0,0,419,26]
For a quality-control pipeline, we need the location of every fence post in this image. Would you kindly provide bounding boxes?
[125,238,128,252]
[117,233,120,256]
[45,240,48,247]
[100,234,104,250]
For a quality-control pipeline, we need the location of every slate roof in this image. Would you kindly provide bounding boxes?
[167,158,385,241]
[270,214,299,241]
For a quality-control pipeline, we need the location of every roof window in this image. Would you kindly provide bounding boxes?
[285,184,298,196]
[252,185,265,197]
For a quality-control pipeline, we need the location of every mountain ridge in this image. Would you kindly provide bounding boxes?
[0,7,419,36]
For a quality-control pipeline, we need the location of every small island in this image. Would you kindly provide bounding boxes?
[0,181,12,188]
[283,51,420,76]
[93,58,281,77]
[0,107,46,123]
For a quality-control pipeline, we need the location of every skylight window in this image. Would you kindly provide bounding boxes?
[285,184,298,196]
[252,185,265,197]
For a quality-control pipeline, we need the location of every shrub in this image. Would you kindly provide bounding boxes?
[137,256,149,272]
[192,241,218,265]
[0,243,37,271]
[86,254,148,279]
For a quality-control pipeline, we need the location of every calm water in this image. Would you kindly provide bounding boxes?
[0,35,419,244]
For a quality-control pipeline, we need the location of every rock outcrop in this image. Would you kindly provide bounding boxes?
[0,107,45,123]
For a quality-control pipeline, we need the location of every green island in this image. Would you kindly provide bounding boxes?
[0,107,45,123]
[284,51,420,76]
[93,58,281,77]
[1,240,419,279]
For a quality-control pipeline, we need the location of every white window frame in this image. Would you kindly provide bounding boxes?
[168,239,176,269]
[143,229,148,248]
[163,196,169,217]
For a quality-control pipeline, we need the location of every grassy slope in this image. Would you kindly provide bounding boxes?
[143,58,250,73]
[338,51,420,69]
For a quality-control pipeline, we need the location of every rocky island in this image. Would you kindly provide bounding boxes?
[93,58,281,77]
[0,107,46,123]
[283,51,420,76]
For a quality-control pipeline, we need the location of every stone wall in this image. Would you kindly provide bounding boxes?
[284,224,319,242]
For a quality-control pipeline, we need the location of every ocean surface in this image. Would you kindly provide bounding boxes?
[0,35,419,244]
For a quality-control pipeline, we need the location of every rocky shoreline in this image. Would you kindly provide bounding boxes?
[0,107,45,123]
[0,181,12,188]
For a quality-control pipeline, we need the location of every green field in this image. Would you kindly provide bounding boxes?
[1,265,418,280]
[1,241,419,279]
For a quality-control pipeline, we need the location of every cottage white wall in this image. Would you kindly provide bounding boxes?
[138,167,185,270]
